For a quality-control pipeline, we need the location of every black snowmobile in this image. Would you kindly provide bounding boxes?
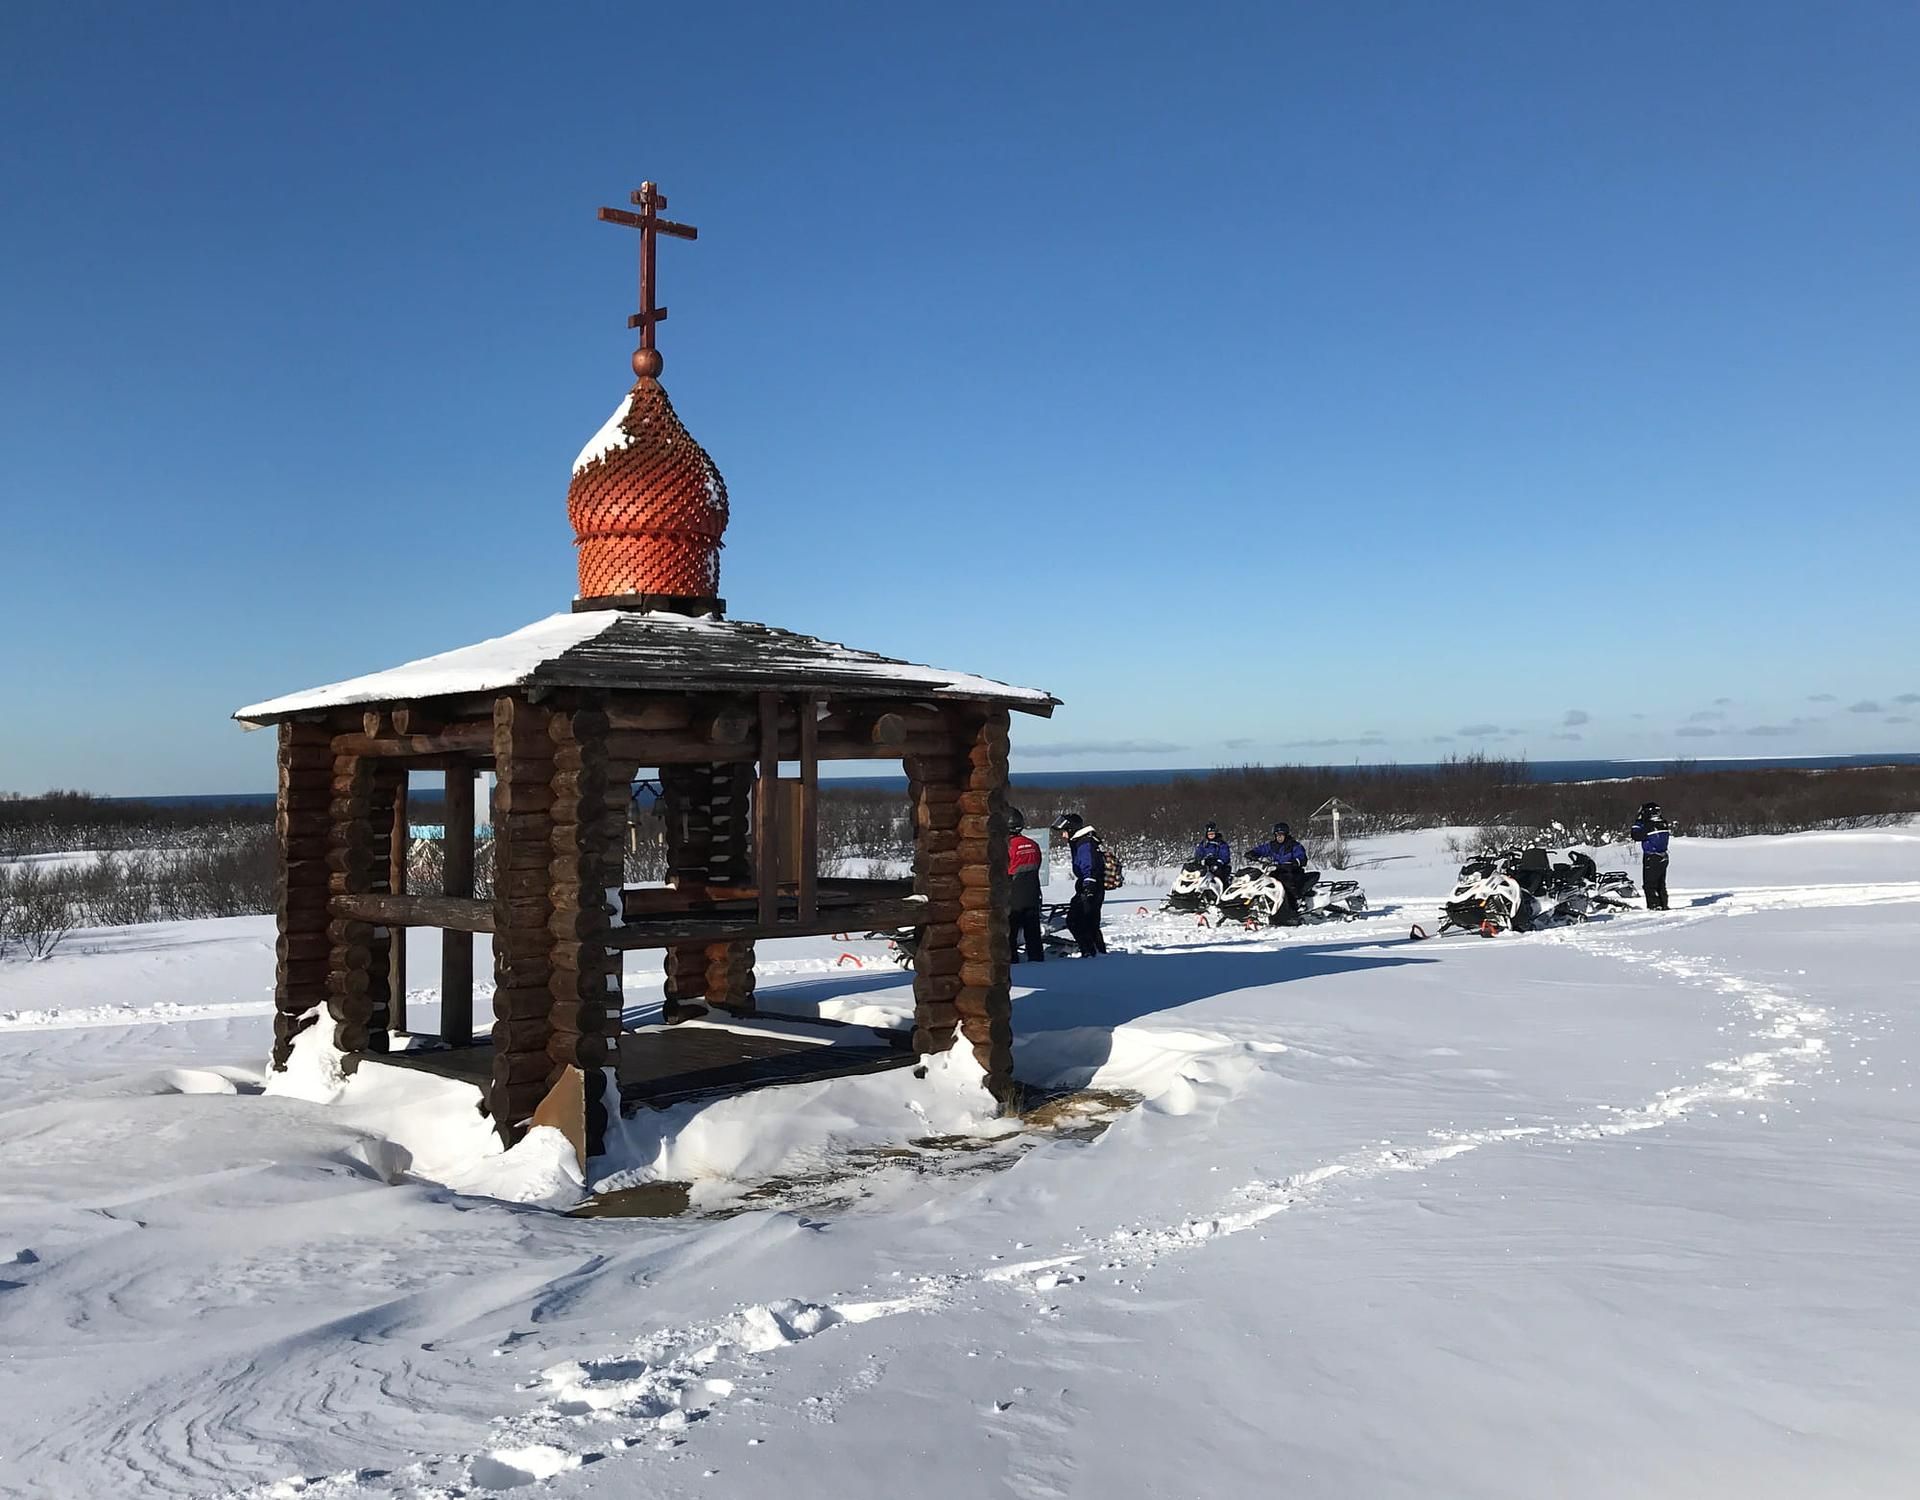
[1438,846,1637,936]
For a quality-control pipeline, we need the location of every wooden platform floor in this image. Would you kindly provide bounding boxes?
[378,1012,915,1113]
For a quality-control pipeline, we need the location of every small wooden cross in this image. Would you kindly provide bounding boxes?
[598,182,698,366]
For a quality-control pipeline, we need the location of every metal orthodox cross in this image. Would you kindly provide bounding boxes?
[598,182,698,363]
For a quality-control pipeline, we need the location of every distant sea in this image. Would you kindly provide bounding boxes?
[119,752,1920,809]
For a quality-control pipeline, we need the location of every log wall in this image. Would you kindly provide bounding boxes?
[956,710,1015,1099]
[548,704,621,1155]
[657,761,757,1018]
[491,695,559,1141]
[905,737,966,1058]
[272,722,332,1068]
[325,749,387,1065]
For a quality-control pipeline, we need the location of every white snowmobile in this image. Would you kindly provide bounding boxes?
[1218,861,1368,925]
[1164,858,1229,914]
[1437,846,1636,936]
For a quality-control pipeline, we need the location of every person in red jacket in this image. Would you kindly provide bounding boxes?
[1006,808,1045,963]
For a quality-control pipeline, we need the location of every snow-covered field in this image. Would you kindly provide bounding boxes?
[2,828,1918,1497]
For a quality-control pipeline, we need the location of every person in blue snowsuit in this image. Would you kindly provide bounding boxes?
[1249,822,1307,867]
[1630,802,1672,910]
[1052,812,1109,956]
[1193,822,1233,878]
[1249,822,1310,924]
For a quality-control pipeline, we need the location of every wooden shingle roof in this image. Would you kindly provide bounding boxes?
[235,610,1056,725]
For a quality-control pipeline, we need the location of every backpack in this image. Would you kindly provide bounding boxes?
[1101,840,1124,891]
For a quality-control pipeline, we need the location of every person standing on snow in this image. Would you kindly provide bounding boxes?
[1193,821,1233,878]
[1630,802,1672,910]
[1250,821,1311,925]
[1005,808,1045,964]
[1051,812,1108,957]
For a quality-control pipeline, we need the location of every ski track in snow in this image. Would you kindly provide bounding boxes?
[219,877,1920,1498]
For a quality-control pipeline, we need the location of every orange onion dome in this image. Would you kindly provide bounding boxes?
[567,372,728,607]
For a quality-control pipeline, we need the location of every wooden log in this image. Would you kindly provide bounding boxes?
[798,696,819,923]
[490,696,558,1144]
[491,1048,556,1087]
[329,893,495,932]
[603,897,929,947]
[492,985,556,1021]
[756,691,779,927]
[914,972,963,1004]
[606,699,695,732]
[387,776,409,1033]
[914,1000,960,1031]
[954,985,995,1018]
[958,933,996,963]
[494,781,555,814]
[271,725,334,1070]
[331,723,494,759]
[434,765,475,1044]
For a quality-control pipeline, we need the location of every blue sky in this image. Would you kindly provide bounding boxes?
[1,1,1915,794]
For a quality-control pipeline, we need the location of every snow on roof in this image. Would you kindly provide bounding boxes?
[572,392,635,476]
[234,610,1057,725]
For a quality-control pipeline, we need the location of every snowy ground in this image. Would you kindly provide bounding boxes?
[2,828,1917,1497]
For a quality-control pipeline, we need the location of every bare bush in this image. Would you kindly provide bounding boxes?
[3,865,77,960]
[0,789,273,859]
[1014,757,1920,870]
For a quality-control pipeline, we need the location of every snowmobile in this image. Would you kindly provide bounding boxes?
[874,905,1078,969]
[1436,846,1636,936]
[1217,861,1368,925]
[1163,858,1229,914]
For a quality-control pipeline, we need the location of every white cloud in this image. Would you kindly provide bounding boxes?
[1021,739,1186,759]
[1562,709,1590,727]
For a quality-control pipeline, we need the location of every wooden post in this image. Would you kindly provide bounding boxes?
[755,690,779,926]
[441,765,475,1045]
[548,704,620,1157]
[906,732,966,1058]
[955,710,1015,1103]
[798,695,820,924]
[271,722,333,1070]
[388,769,409,1035]
[705,760,757,1015]
[490,695,559,1145]
[659,762,714,1023]
[326,750,385,1066]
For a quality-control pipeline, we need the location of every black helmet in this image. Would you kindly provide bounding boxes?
[1051,812,1080,834]
[1204,821,1219,836]
[1641,801,1662,816]
[1274,821,1290,836]
[1005,806,1027,833]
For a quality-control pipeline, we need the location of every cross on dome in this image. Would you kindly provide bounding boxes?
[597,181,699,378]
